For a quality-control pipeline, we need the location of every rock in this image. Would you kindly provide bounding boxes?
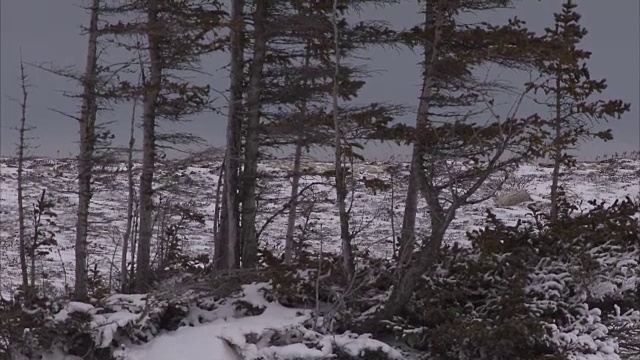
[494,190,533,207]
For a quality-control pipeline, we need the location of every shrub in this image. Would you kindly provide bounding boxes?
[388,197,640,359]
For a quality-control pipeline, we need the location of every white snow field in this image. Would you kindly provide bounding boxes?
[1,156,639,360]
[1,156,638,299]
[36,282,405,360]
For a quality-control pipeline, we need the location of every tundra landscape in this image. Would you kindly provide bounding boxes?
[1,0,639,359]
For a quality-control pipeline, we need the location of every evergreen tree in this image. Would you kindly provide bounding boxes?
[99,0,225,289]
[533,0,630,220]
[383,0,553,319]
[225,0,401,271]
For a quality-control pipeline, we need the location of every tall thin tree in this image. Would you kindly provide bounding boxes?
[536,0,630,220]
[240,0,270,268]
[135,0,163,291]
[222,0,246,270]
[75,0,101,300]
[331,0,354,279]
[16,52,31,299]
[121,89,138,293]
[397,0,445,269]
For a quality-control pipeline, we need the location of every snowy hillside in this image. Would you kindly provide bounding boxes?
[1,156,639,299]
[1,156,640,360]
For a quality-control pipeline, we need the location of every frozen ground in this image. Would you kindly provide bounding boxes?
[33,282,407,360]
[1,156,639,299]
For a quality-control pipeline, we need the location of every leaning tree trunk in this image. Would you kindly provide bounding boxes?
[384,0,445,320]
[213,155,226,268]
[284,37,312,265]
[223,0,245,270]
[75,0,101,301]
[385,213,448,318]
[284,141,303,264]
[240,0,269,269]
[397,0,444,271]
[135,0,162,292]
[331,0,354,279]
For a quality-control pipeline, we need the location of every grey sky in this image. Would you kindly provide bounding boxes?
[1,0,638,160]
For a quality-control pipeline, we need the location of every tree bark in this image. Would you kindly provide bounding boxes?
[224,0,245,270]
[389,167,397,259]
[331,0,354,279]
[397,0,444,271]
[387,0,445,316]
[213,155,226,267]
[241,0,269,269]
[75,0,101,301]
[284,141,303,264]
[385,181,457,318]
[216,175,230,269]
[549,66,563,221]
[129,203,138,292]
[135,0,162,292]
[121,96,137,293]
[284,35,312,265]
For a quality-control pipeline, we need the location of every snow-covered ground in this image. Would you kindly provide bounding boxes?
[36,282,406,360]
[1,157,639,299]
[2,156,639,360]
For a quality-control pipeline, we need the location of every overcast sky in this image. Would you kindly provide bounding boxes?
[1,0,638,160]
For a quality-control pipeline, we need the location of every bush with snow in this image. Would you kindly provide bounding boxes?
[383,197,640,360]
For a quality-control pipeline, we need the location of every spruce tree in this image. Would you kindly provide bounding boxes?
[534,0,630,220]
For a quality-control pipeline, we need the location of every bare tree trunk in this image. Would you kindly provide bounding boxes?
[16,53,29,296]
[121,96,137,293]
[240,0,269,269]
[75,0,101,301]
[549,71,563,221]
[284,141,303,264]
[216,176,230,269]
[129,202,139,292]
[224,0,245,270]
[284,36,312,266]
[388,167,397,259]
[385,0,445,318]
[385,216,448,317]
[398,152,420,259]
[30,189,47,291]
[397,1,444,269]
[331,0,354,279]
[213,155,225,265]
[136,0,162,291]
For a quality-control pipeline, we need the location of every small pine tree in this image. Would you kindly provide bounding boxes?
[533,0,630,220]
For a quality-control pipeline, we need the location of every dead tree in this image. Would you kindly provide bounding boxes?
[15,53,31,297]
